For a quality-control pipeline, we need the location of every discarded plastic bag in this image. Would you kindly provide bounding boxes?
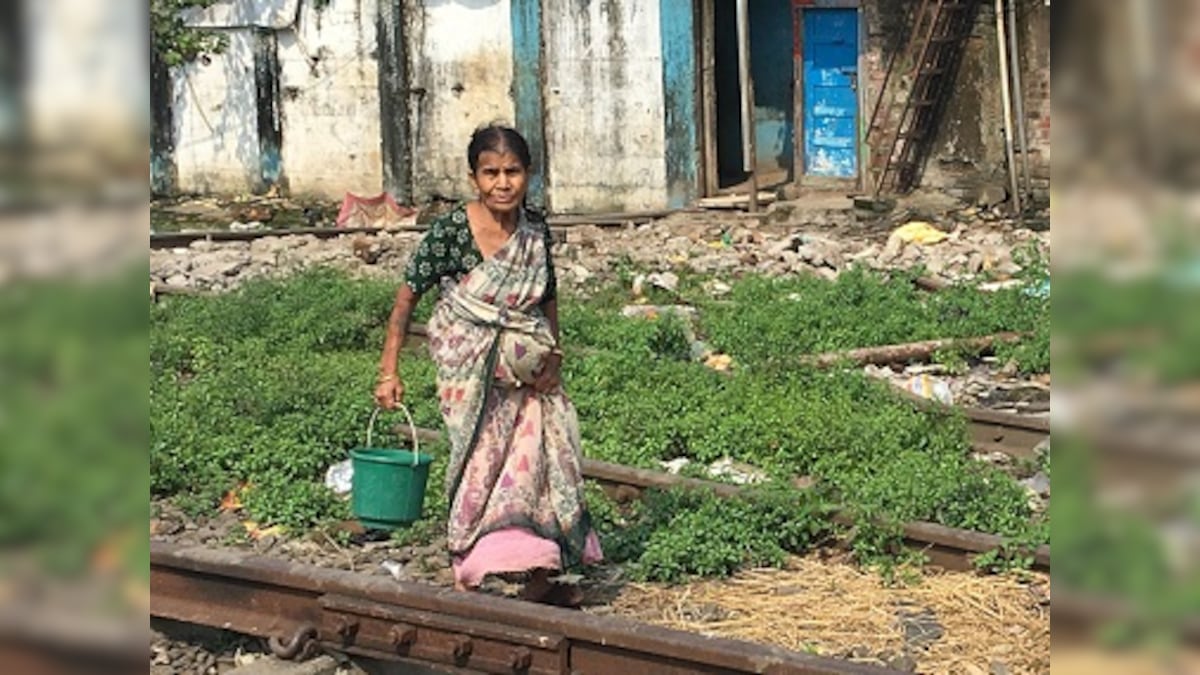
[335,192,417,230]
[325,458,353,496]
[906,374,953,405]
[890,221,948,245]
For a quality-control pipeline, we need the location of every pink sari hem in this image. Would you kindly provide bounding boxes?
[453,526,605,589]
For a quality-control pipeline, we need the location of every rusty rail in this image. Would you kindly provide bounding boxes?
[149,225,419,249]
[402,421,1050,573]
[583,458,1050,574]
[151,542,897,674]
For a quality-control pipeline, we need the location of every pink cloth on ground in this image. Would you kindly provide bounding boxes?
[453,526,604,589]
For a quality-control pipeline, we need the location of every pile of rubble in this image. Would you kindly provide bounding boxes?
[150,204,1047,294]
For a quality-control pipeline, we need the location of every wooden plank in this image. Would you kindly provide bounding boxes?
[697,192,777,209]
[799,332,1027,368]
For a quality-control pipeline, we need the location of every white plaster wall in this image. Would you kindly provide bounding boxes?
[542,0,668,212]
[184,0,301,28]
[172,30,261,194]
[407,0,516,201]
[277,0,384,197]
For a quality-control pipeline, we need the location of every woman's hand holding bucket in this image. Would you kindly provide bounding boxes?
[374,373,405,409]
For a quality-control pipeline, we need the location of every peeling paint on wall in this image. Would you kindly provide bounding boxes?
[408,0,516,202]
[173,30,261,194]
[543,0,668,212]
[276,0,383,197]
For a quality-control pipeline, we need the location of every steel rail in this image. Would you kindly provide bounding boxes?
[399,421,1050,573]
[582,458,1051,574]
[149,226,420,249]
[151,542,898,675]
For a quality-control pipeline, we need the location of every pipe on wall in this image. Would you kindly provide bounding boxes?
[994,0,1022,215]
[1006,0,1032,200]
[735,0,758,211]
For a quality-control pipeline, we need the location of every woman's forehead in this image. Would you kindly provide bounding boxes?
[475,149,524,166]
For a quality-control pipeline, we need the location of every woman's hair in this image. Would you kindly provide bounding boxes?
[467,124,533,173]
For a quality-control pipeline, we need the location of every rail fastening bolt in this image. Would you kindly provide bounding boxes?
[452,635,473,660]
[389,624,417,648]
[509,646,533,670]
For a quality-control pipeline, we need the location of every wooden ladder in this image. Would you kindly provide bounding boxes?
[866,0,982,196]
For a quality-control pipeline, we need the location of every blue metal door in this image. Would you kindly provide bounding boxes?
[803,8,858,177]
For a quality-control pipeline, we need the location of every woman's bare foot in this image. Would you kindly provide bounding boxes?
[542,583,584,609]
[519,569,583,608]
[519,568,554,602]
[454,581,469,592]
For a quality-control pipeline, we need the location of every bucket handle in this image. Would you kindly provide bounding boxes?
[365,404,421,467]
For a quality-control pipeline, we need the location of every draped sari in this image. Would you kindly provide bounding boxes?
[424,211,602,587]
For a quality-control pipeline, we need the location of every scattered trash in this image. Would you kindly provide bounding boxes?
[703,279,732,296]
[973,451,1013,466]
[233,649,260,668]
[631,273,646,296]
[704,352,734,372]
[1020,472,1050,498]
[335,192,417,230]
[325,459,354,496]
[660,457,692,474]
[381,560,405,581]
[228,220,265,232]
[890,221,949,246]
[1024,278,1050,298]
[219,482,248,512]
[620,304,699,321]
[707,457,766,485]
[978,279,1023,292]
[647,271,680,293]
[905,374,954,405]
[242,521,284,540]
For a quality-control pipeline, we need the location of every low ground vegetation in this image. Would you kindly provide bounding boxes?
[151,265,1051,579]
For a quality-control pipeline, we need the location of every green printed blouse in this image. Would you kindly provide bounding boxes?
[404,204,557,302]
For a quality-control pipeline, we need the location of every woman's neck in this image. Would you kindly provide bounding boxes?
[473,200,519,232]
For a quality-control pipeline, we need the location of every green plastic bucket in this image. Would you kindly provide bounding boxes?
[350,406,434,529]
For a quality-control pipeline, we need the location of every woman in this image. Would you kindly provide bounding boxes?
[373,124,602,605]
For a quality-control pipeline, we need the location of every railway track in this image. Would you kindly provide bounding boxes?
[145,422,1051,674]
[150,542,897,675]
[396,423,1050,573]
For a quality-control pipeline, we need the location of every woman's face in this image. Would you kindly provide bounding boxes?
[470,149,529,215]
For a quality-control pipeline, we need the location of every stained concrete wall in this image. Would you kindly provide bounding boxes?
[172,30,261,194]
[862,0,1050,195]
[164,0,673,209]
[172,0,383,197]
[405,0,516,202]
[277,0,383,196]
[1016,0,1050,183]
[542,0,668,212]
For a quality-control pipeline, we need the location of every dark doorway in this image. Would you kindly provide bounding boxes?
[712,0,794,190]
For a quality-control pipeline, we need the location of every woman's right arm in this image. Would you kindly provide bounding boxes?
[374,284,419,409]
